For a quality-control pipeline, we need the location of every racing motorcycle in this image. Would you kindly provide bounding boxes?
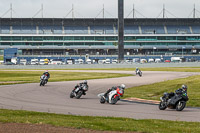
[159,90,189,111]
[136,70,142,77]
[98,88,124,104]
[40,75,47,86]
[70,84,88,99]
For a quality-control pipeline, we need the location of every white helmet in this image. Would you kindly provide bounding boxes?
[120,84,126,89]
[83,80,87,84]
[182,84,187,91]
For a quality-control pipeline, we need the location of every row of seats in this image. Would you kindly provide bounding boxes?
[0,25,199,34]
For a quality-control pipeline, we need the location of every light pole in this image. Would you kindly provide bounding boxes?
[118,0,124,62]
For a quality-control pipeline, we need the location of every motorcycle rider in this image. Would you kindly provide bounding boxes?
[42,70,50,83]
[103,84,126,99]
[75,80,88,95]
[167,85,188,99]
[135,67,141,75]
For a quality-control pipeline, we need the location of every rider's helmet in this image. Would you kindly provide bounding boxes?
[120,84,126,89]
[182,85,187,91]
[45,70,48,73]
[83,80,87,84]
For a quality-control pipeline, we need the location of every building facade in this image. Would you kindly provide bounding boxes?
[0,18,200,57]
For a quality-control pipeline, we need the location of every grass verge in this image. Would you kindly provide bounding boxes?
[0,109,199,133]
[0,71,132,85]
[124,75,200,107]
[0,56,3,61]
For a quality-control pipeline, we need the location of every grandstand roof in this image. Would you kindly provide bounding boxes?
[1,18,200,26]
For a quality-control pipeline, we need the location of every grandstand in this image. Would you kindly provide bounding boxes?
[1,18,200,61]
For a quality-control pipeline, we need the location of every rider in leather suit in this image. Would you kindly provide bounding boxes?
[103,84,126,99]
[167,85,188,99]
[75,80,88,95]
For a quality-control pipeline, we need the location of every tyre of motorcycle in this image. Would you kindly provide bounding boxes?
[111,95,119,104]
[75,90,83,99]
[159,101,167,110]
[139,72,142,77]
[42,80,45,86]
[40,81,42,86]
[176,101,186,111]
[70,91,75,98]
[100,97,105,104]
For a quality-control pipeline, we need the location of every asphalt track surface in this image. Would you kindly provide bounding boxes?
[0,71,200,122]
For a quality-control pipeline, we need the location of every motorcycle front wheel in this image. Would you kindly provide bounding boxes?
[70,91,74,98]
[75,90,83,99]
[100,97,105,104]
[139,72,142,77]
[159,101,167,110]
[176,101,186,111]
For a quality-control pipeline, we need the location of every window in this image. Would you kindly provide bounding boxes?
[64,36,74,40]
[1,36,11,41]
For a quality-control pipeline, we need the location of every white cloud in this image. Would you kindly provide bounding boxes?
[0,0,199,18]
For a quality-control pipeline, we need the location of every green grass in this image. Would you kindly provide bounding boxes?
[0,71,132,85]
[124,75,200,107]
[0,109,199,133]
[0,56,3,61]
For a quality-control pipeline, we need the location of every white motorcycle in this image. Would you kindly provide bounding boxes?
[40,75,47,86]
[98,88,124,104]
[136,70,142,77]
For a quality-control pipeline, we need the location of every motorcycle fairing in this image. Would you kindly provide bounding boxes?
[108,90,117,103]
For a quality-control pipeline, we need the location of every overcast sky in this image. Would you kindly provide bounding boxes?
[0,0,200,18]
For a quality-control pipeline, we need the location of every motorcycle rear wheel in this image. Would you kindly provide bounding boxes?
[176,101,186,111]
[159,101,167,110]
[111,96,119,104]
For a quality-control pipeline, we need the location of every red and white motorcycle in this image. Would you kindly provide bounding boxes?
[98,88,124,104]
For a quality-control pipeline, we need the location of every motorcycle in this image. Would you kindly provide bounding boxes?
[40,75,47,86]
[136,70,142,77]
[98,88,124,104]
[159,90,189,111]
[70,84,88,99]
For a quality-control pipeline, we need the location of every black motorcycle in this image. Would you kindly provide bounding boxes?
[40,75,47,86]
[159,90,189,111]
[70,84,88,99]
